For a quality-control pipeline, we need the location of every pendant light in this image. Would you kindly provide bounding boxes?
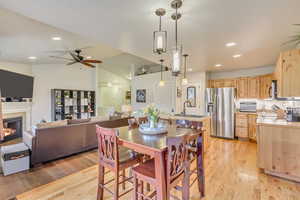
[182,54,188,85]
[159,59,165,86]
[171,0,183,76]
[153,8,167,55]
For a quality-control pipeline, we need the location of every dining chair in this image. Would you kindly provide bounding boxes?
[96,125,143,200]
[131,134,190,200]
[128,118,139,129]
[137,116,148,124]
[175,119,205,197]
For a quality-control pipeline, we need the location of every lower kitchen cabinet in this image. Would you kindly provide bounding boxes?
[202,117,211,153]
[235,112,257,141]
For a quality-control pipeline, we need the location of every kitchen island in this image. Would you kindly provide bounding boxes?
[160,114,211,153]
[257,118,300,182]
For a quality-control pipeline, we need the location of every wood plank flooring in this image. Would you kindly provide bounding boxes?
[1,137,300,200]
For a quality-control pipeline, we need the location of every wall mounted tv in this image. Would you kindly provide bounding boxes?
[0,69,34,98]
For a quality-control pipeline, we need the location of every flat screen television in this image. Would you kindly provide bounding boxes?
[0,69,34,98]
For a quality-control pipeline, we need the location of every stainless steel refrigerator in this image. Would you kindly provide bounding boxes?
[205,88,235,139]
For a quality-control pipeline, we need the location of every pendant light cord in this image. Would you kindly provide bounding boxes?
[175,7,178,50]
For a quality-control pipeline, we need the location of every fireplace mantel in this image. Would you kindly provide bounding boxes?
[2,102,32,132]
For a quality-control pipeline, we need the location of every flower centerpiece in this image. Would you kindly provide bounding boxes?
[144,104,160,128]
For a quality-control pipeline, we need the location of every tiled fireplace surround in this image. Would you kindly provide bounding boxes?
[2,102,32,134]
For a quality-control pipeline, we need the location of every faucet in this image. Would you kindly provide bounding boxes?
[182,100,192,115]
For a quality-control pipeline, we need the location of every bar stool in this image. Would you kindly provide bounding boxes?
[132,135,190,200]
[96,125,143,200]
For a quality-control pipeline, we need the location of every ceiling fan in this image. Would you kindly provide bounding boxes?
[50,48,102,68]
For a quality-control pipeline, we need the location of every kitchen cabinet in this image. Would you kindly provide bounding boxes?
[208,79,236,88]
[248,114,257,141]
[275,49,300,97]
[235,113,249,139]
[237,78,248,98]
[259,74,273,99]
[247,77,260,98]
[257,124,300,182]
[235,112,257,141]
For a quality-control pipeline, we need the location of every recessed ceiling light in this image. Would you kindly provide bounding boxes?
[28,56,37,60]
[52,37,62,41]
[226,42,237,47]
[233,54,242,58]
[86,56,92,59]
[215,64,223,67]
[188,68,193,72]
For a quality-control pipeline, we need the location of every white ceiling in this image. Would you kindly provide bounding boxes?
[1,0,300,72]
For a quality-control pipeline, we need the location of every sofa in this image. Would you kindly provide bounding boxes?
[23,117,131,166]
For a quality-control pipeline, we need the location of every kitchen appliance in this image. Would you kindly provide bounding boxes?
[286,107,300,122]
[239,102,257,112]
[205,88,235,139]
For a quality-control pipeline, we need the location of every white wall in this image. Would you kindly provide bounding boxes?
[180,72,207,115]
[31,64,96,125]
[131,71,177,114]
[0,61,32,76]
[97,67,130,115]
[207,65,275,80]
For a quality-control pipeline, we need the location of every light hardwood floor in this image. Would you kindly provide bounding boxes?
[1,137,300,200]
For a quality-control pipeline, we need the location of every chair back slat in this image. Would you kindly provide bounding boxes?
[96,125,119,168]
[167,135,188,184]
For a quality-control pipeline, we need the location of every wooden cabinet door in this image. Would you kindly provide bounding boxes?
[237,78,248,98]
[281,49,300,97]
[248,114,257,141]
[223,79,237,88]
[207,80,215,88]
[202,117,211,153]
[214,80,225,88]
[235,113,249,139]
[248,77,260,98]
[259,74,273,99]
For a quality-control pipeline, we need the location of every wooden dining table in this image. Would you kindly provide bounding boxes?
[97,125,204,200]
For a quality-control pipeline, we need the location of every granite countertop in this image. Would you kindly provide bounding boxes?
[256,118,300,128]
[160,114,210,122]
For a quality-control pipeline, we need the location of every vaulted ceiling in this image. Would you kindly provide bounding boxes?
[0,0,300,72]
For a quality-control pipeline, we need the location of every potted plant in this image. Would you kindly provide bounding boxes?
[144,104,160,128]
[283,24,300,48]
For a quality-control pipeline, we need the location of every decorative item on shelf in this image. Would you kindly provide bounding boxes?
[171,0,183,76]
[0,91,4,141]
[182,54,188,85]
[159,59,165,86]
[177,87,182,97]
[153,8,167,54]
[187,86,196,107]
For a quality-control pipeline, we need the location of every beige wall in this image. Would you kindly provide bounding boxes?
[0,61,33,76]
[97,67,130,116]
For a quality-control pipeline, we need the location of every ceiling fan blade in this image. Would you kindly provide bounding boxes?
[80,61,96,68]
[66,61,78,65]
[82,59,102,64]
[50,56,73,61]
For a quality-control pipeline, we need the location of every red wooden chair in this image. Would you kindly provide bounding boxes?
[131,135,190,200]
[96,125,143,200]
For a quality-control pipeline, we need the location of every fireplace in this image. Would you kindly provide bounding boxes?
[2,117,22,142]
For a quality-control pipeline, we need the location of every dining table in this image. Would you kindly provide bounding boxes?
[98,125,205,200]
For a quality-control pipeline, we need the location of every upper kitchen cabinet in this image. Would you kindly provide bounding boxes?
[275,49,300,97]
[237,77,248,98]
[208,79,236,88]
[247,77,260,98]
[259,74,274,99]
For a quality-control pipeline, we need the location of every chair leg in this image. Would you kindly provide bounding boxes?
[114,171,119,200]
[122,169,126,190]
[97,165,104,200]
[140,180,144,200]
[182,163,190,200]
[146,182,151,192]
[133,174,139,200]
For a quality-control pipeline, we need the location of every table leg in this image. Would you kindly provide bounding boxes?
[97,165,104,200]
[154,151,167,200]
[197,135,205,197]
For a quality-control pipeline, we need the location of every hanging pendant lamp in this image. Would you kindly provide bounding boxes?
[153,8,167,55]
[171,0,183,76]
[159,59,165,86]
[182,54,188,85]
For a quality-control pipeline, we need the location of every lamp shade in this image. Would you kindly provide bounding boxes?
[171,45,182,76]
[153,31,167,54]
